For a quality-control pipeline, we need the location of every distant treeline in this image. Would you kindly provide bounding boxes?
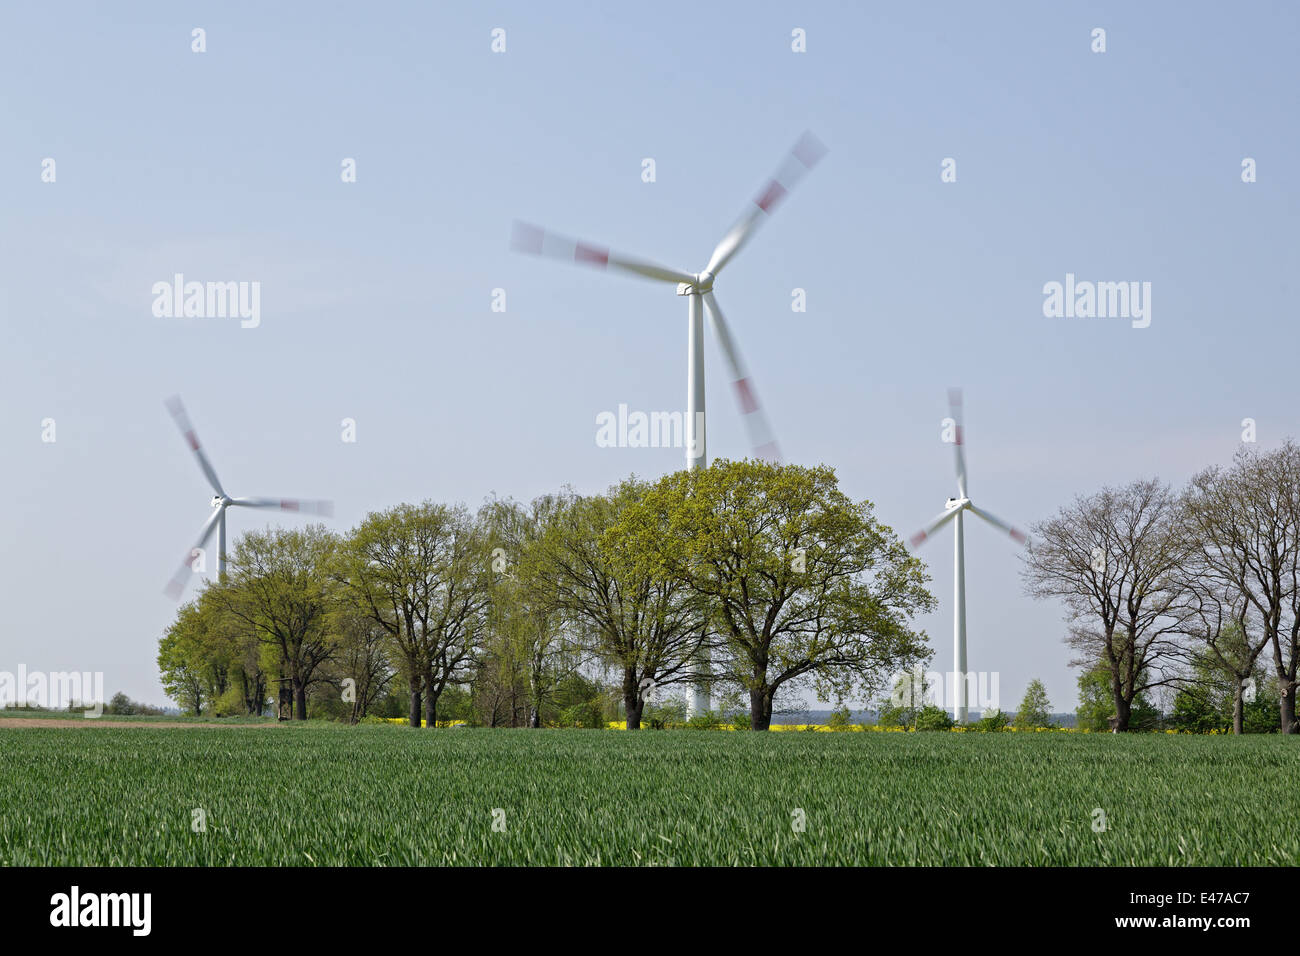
[160,460,932,731]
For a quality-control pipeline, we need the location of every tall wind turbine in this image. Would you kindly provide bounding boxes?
[512,134,826,717]
[908,389,1027,723]
[511,131,827,471]
[511,133,827,718]
[163,396,332,599]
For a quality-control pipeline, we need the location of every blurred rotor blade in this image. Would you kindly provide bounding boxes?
[948,387,967,498]
[231,497,334,517]
[968,503,1028,546]
[164,507,223,599]
[702,291,779,462]
[165,396,225,497]
[908,506,961,550]
[705,131,828,278]
[511,221,695,285]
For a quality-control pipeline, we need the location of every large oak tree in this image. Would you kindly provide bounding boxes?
[216,525,339,720]
[528,481,708,730]
[336,502,490,728]
[610,460,934,731]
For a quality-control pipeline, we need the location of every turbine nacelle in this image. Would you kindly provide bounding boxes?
[676,273,715,296]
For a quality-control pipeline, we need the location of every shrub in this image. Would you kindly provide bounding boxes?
[914,705,954,731]
[976,709,1011,732]
[826,704,854,731]
[559,700,606,729]
[686,709,723,730]
[1013,679,1054,730]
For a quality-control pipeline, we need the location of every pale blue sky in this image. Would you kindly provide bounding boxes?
[1,1,1296,712]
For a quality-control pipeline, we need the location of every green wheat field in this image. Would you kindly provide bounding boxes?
[2,724,1296,866]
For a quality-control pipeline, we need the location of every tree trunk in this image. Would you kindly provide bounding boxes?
[749,687,773,731]
[1232,685,1244,735]
[424,672,439,729]
[625,694,644,730]
[1281,681,1296,735]
[406,655,422,727]
[294,683,307,720]
[246,671,266,715]
[1112,692,1131,733]
[623,670,643,730]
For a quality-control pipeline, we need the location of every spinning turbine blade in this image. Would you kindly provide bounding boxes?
[705,131,827,278]
[164,507,223,599]
[165,395,225,496]
[702,291,780,461]
[231,497,334,517]
[511,221,695,285]
[908,506,961,549]
[948,387,967,498]
[968,503,1028,546]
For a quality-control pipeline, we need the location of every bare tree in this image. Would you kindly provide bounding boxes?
[1182,443,1300,734]
[1168,557,1272,735]
[1022,479,1188,731]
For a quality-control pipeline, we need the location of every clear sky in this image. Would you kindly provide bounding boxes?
[2,1,1296,713]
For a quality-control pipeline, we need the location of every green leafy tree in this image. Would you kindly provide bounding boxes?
[481,496,584,727]
[1242,673,1282,733]
[914,705,954,731]
[645,694,687,729]
[215,525,339,720]
[1170,682,1228,734]
[976,708,1010,731]
[876,666,931,730]
[1076,662,1159,731]
[529,481,707,729]
[327,610,394,723]
[611,460,934,730]
[158,602,209,715]
[826,704,854,730]
[1013,679,1053,729]
[552,672,611,728]
[336,502,489,728]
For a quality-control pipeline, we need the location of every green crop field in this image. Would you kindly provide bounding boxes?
[2,724,1297,866]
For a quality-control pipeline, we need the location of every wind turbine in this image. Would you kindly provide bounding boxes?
[908,389,1027,724]
[510,131,827,472]
[163,396,332,599]
[511,133,826,719]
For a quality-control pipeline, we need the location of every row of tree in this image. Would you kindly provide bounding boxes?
[1024,442,1300,733]
[160,460,935,730]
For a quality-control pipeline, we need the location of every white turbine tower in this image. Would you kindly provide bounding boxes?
[511,133,827,717]
[908,389,1027,724]
[163,396,333,599]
